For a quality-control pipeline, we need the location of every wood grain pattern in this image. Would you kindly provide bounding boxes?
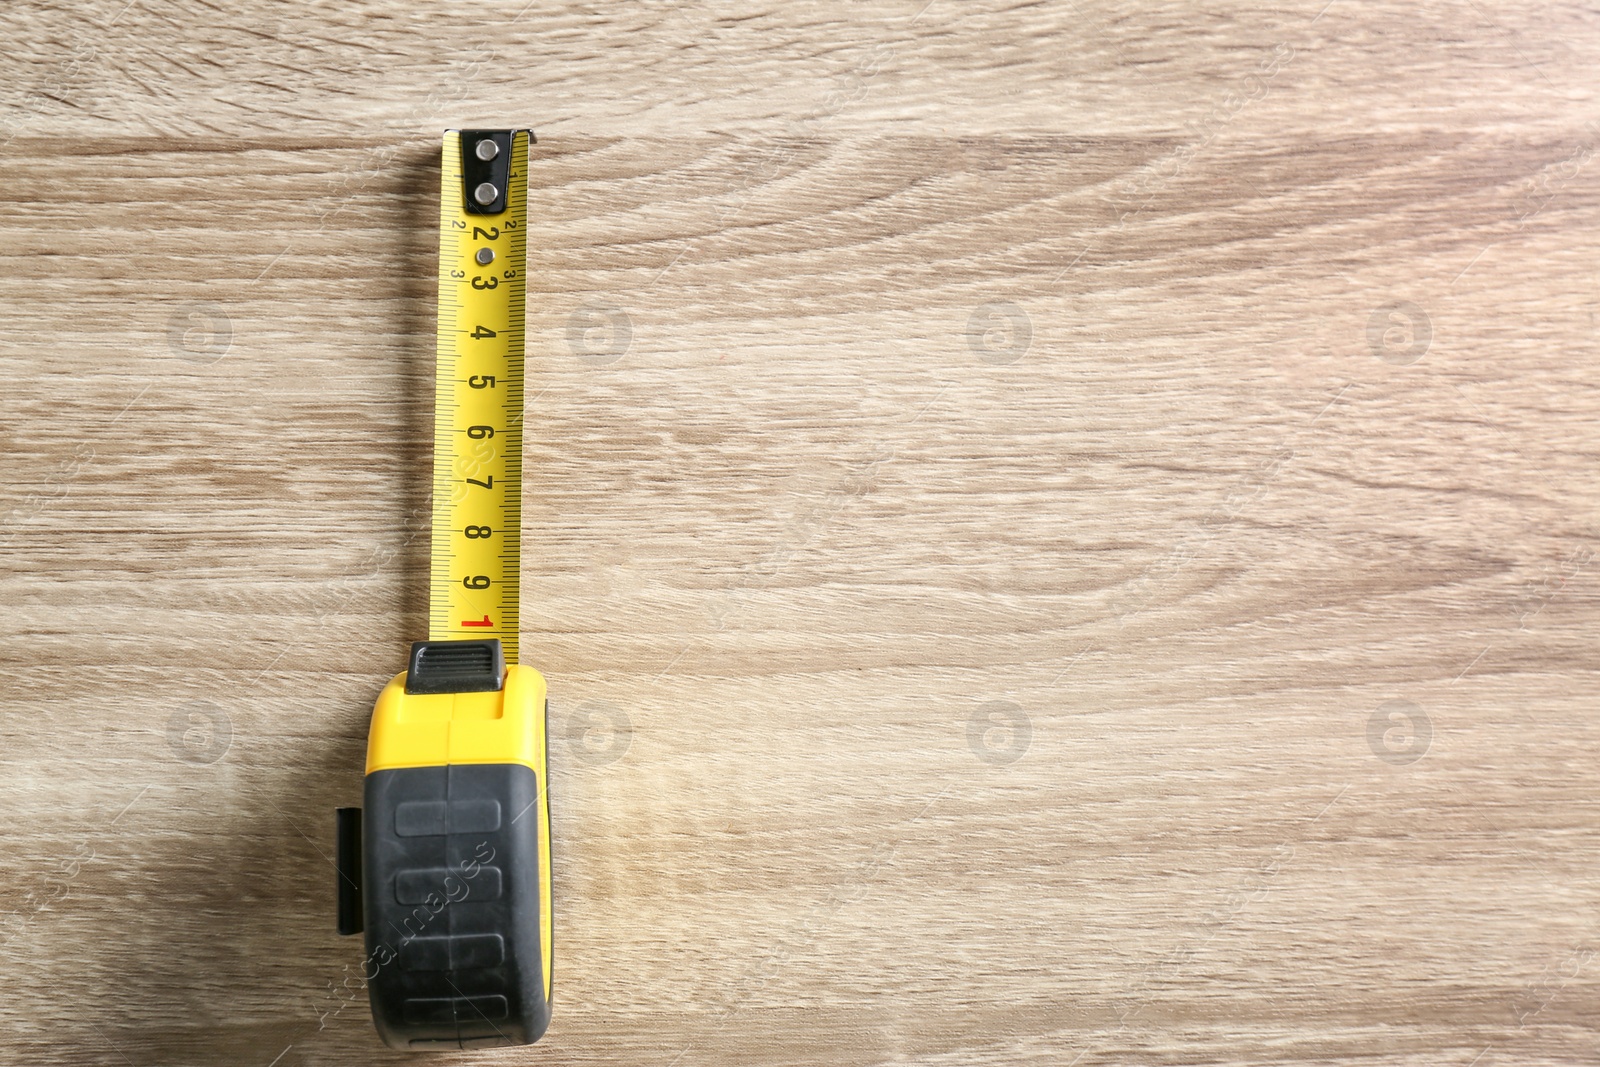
[1,2,1598,1064]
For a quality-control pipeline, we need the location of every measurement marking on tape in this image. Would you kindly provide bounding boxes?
[427,130,530,665]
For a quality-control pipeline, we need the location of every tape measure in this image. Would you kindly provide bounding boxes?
[336,129,554,1052]
[428,129,528,662]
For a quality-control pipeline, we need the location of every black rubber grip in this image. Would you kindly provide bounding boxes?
[362,763,550,1049]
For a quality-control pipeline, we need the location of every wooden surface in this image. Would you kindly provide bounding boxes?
[2,1,1598,1064]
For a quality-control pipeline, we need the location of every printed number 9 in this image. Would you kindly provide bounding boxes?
[463,575,491,589]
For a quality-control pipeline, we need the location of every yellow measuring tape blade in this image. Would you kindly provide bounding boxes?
[428,131,529,663]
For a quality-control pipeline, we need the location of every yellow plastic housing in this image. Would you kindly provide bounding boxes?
[365,662,553,999]
[365,664,548,775]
